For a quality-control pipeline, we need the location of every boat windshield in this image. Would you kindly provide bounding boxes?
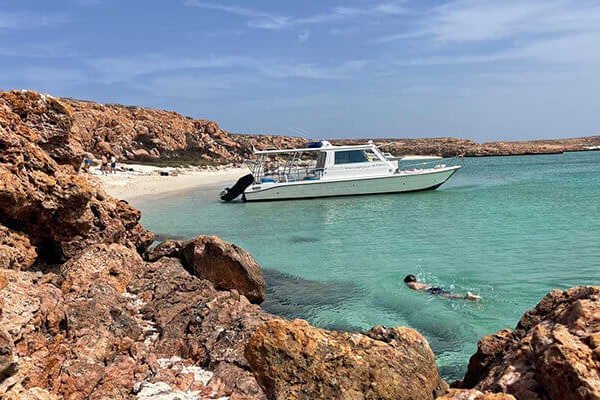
[334,149,379,164]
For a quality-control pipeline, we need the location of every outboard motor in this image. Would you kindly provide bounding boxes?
[220,174,254,202]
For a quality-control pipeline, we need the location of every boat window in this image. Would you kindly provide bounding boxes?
[334,150,369,164]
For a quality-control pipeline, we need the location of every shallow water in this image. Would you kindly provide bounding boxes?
[135,151,600,380]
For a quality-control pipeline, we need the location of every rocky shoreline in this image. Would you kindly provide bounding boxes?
[1,90,599,399]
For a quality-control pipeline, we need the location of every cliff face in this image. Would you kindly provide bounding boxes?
[2,90,308,167]
[4,90,600,169]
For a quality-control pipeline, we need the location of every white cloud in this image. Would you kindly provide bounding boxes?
[0,11,68,30]
[10,66,88,86]
[183,1,290,29]
[184,1,408,30]
[0,40,80,58]
[87,53,369,85]
[298,30,310,43]
[88,54,252,83]
[258,60,368,79]
[426,0,600,43]
[379,0,600,73]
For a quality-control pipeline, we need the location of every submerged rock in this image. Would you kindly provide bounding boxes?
[245,319,448,400]
[454,286,600,400]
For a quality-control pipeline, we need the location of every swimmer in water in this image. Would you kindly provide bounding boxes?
[404,275,482,300]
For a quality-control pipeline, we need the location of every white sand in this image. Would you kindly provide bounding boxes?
[95,163,248,203]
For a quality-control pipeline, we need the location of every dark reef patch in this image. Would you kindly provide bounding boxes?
[288,236,321,244]
[261,269,364,332]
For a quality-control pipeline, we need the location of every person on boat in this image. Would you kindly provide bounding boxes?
[403,275,481,300]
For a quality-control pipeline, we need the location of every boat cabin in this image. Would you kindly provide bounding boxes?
[247,141,397,184]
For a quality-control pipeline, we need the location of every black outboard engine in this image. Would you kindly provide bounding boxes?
[220,174,254,202]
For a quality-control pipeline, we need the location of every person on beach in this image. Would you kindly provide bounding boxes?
[404,275,482,300]
[110,154,117,173]
[81,155,92,173]
[101,154,108,175]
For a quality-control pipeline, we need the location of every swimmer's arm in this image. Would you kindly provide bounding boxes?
[407,282,431,291]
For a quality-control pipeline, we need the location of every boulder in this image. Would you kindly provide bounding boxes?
[454,286,600,400]
[245,319,448,400]
[145,239,183,262]
[182,235,267,304]
[60,243,144,294]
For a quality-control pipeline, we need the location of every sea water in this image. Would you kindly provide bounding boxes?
[134,151,600,380]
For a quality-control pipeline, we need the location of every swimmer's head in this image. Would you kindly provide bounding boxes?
[404,274,416,283]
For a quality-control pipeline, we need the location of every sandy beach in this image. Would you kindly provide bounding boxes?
[95,163,248,203]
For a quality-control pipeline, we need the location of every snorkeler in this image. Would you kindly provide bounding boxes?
[404,275,482,300]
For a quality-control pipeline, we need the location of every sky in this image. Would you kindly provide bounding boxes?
[1,1,600,142]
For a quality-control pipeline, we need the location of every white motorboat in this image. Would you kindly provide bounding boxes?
[220,140,462,202]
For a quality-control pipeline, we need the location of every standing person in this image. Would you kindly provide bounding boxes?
[403,275,482,300]
[82,156,92,173]
[110,154,117,173]
[101,154,108,175]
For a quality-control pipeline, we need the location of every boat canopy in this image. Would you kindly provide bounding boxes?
[253,140,382,155]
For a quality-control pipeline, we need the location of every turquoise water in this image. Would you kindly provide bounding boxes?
[134,151,600,380]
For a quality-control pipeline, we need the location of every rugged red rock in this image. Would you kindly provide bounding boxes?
[2,88,600,400]
[182,235,267,304]
[0,325,15,382]
[454,286,600,400]
[0,250,275,399]
[0,91,154,264]
[5,90,600,170]
[245,319,448,400]
[0,226,37,271]
[438,389,516,399]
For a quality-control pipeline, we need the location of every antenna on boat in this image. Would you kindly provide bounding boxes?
[289,127,314,140]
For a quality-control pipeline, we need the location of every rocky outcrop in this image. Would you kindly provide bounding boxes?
[340,136,600,157]
[245,319,448,400]
[145,235,268,305]
[437,389,516,399]
[182,236,267,305]
[454,286,600,400]
[0,226,37,271]
[1,91,154,263]
[0,244,276,399]
[0,325,15,383]
[5,90,600,169]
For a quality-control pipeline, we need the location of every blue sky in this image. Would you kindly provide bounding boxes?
[1,1,600,141]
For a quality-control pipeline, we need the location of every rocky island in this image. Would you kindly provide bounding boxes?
[1,90,599,399]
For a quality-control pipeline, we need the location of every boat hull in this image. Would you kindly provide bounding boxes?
[243,166,460,201]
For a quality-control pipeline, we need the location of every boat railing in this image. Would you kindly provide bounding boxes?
[246,159,322,183]
[397,156,463,172]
